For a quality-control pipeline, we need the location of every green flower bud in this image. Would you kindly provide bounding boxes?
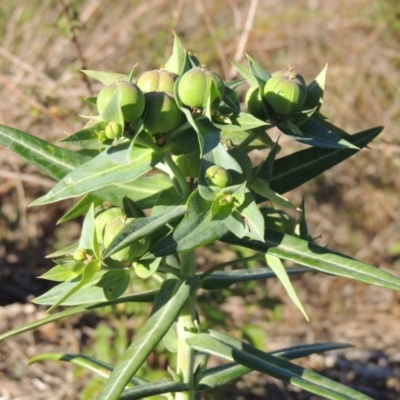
[143,91,185,134]
[73,248,87,262]
[97,81,145,123]
[205,165,232,188]
[263,68,306,115]
[137,69,178,93]
[177,67,225,110]
[104,122,123,140]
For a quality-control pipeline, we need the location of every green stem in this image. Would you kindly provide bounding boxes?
[237,130,257,149]
[164,151,190,199]
[176,251,196,400]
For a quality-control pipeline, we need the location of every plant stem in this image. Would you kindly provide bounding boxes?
[176,251,196,400]
[164,151,190,199]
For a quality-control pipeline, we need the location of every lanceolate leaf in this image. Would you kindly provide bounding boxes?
[147,189,230,258]
[265,254,309,321]
[103,205,186,258]
[46,260,101,312]
[0,290,158,343]
[29,353,148,388]
[222,230,400,291]
[269,126,383,194]
[164,32,189,75]
[34,269,130,306]
[97,277,200,400]
[201,267,311,290]
[278,117,357,149]
[305,64,328,110]
[197,342,352,391]
[94,174,173,209]
[81,70,129,85]
[31,145,164,206]
[187,332,372,400]
[0,124,90,180]
[119,380,190,400]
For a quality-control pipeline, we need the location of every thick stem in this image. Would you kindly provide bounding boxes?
[176,251,196,400]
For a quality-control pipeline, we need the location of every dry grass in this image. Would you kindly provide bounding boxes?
[1,0,400,398]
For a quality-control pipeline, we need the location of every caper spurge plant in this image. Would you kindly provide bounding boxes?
[1,34,399,400]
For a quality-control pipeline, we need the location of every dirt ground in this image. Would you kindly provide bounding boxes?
[1,0,400,399]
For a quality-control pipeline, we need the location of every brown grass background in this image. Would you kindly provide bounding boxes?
[1,0,400,398]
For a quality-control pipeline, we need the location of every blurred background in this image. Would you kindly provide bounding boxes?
[1,0,400,398]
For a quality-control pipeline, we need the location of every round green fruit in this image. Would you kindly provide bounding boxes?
[103,217,150,262]
[105,122,123,140]
[97,81,145,123]
[177,67,225,110]
[143,91,184,134]
[137,69,178,93]
[205,165,232,188]
[263,68,306,115]
[94,207,125,244]
[245,86,265,120]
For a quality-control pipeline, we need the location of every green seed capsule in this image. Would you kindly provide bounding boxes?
[137,69,178,93]
[143,91,185,134]
[263,68,306,115]
[177,67,225,110]
[205,165,232,188]
[245,86,265,120]
[97,81,145,123]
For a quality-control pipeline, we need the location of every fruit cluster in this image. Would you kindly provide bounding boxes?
[95,66,226,144]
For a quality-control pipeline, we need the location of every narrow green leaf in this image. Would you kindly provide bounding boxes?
[29,352,147,386]
[270,126,383,194]
[94,174,173,209]
[0,124,90,180]
[197,342,352,392]
[147,190,229,258]
[201,267,311,290]
[222,230,400,291]
[81,70,129,85]
[250,178,297,210]
[119,380,189,400]
[230,60,258,86]
[39,265,80,282]
[46,260,101,312]
[305,64,328,110]
[266,254,309,321]
[34,269,130,306]
[103,204,185,259]
[57,194,103,224]
[187,332,372,400]
[164,32,188,75]
[78,203,97,254]
[97,277,200,400]
[213,111,268,132]
[0,290,158,343]
[247,55,271,82]
[31,146,164,206]
[278,117,358,149]
[60,120,109,149]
